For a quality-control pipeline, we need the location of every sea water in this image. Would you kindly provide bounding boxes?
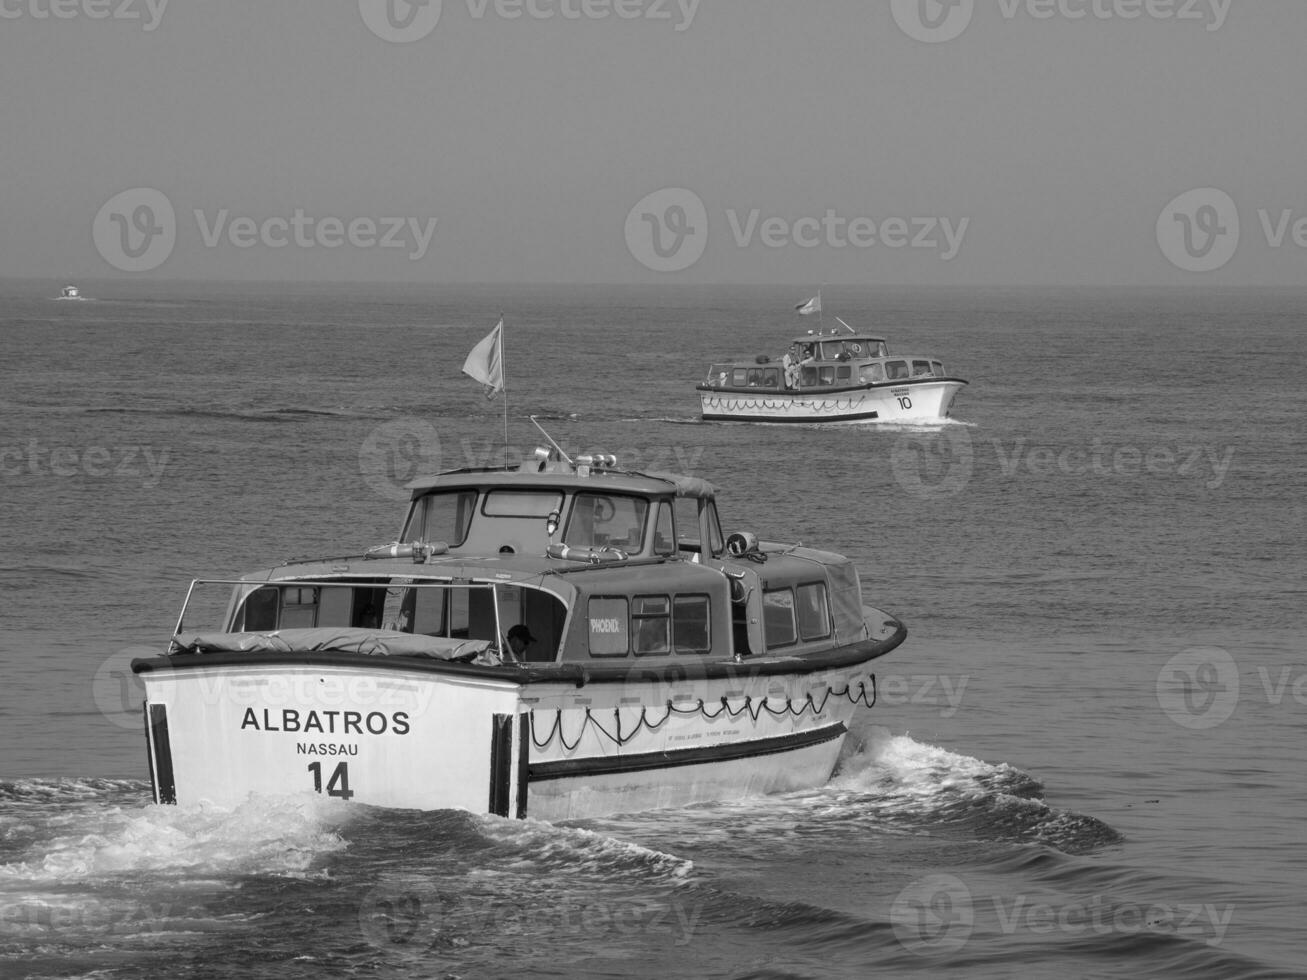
[0,279,1303,978]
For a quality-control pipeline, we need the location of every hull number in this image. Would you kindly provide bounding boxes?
[896,395,913,410]
[308,761,355,800]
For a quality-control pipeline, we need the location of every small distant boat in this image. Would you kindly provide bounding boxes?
[56,285,85,300]
[698,310,967,424]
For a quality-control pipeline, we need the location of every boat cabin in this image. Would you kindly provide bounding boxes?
[171,450,870,670]
[701,332,950,393]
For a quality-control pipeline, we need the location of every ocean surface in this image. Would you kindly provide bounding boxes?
[0,279,1303,979]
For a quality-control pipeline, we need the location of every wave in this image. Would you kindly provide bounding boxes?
[80,405,364,422]
[0,790,352,885]
[821,727,1122,854]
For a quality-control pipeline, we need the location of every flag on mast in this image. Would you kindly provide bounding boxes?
[795,294,821,316]
[461,319,504,398]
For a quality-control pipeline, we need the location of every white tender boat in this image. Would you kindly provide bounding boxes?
[131,445,906,819]
[699,327,966,423]
[57,285,84,300]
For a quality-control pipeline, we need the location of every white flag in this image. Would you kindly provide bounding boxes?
[795,295,821,316]
[461,319,504,398]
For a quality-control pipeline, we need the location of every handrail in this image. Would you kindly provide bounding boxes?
[173,577,505,640]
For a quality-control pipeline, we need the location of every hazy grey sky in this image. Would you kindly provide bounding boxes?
[1,0,1303,284]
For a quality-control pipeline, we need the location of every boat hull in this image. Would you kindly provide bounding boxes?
[134,614,903,818]
[699,379,964,423]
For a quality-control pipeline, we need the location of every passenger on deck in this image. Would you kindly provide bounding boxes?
[506,624,536,662]
[782,352,798,389]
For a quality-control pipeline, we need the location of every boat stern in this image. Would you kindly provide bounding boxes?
[135,657,529,814]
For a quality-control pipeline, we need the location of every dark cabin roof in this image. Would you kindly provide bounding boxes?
[405,464,717,500]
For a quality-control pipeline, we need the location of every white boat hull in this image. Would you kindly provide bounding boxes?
[700,379,964,423]
[137,647,887,819]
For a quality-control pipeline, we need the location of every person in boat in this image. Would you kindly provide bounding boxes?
[506,624,536,662]
[784,344,816,389]
[782,352,798,389]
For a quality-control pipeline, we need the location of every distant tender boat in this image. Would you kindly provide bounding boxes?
[698,324,967,423]
[130,438,906,819]
[56,285,85,300]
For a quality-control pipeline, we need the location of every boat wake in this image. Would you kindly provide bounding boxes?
[0,781,351,886]
[576,727,1119,859]
[474,814,694,883]
[822,726,1122,854]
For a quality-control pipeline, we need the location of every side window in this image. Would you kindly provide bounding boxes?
[673,595,711,654]
[241,587,279,630]
[913,359,932,377]
[796,582,831,641]
[588,597,629,656]
[763,589,796,648]
[932,360,945,376]
[280,586,318,629]
[653,500,676,556]
[632,595,670,655]
[818,366,835,385]
[836,366,851,381]
[762,367,780,387]
[705,502,725,558]
[886,360,909,380]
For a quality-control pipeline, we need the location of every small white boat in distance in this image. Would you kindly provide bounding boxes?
[699,324,967,424]
[57,284,85,300]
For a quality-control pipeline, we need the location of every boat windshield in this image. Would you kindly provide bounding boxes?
[564,492,649,551]
[818,339,886,359]
[403,490,476,544]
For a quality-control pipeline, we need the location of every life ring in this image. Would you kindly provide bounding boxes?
[546,542,628,563]
[849,343,862,355]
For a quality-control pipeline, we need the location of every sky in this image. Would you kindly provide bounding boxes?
[1,0,1304,285]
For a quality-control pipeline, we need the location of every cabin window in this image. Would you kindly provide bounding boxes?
[762,588,797,649]
[565,493,649,551]
[482,490,563,518]
[653,500,676,556]
[818,366,835,386]
[932,360,944,376]
[673,595,711,654]
[241,586,279,630]
[861,363,884,384]
[885,360,910,380]
[800,367,817,386]
[587,597,629,656]
[796,583,831,641]
[913,360,933,377]
[280,587,318,629]
[732,368,748,386]
[318,586,353,627]
[397,584,447,635]
[762,367,780,386]
[820,341,844,359]
[405,490,476,546]
[632,595,671,655]
[836,366,851,382]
